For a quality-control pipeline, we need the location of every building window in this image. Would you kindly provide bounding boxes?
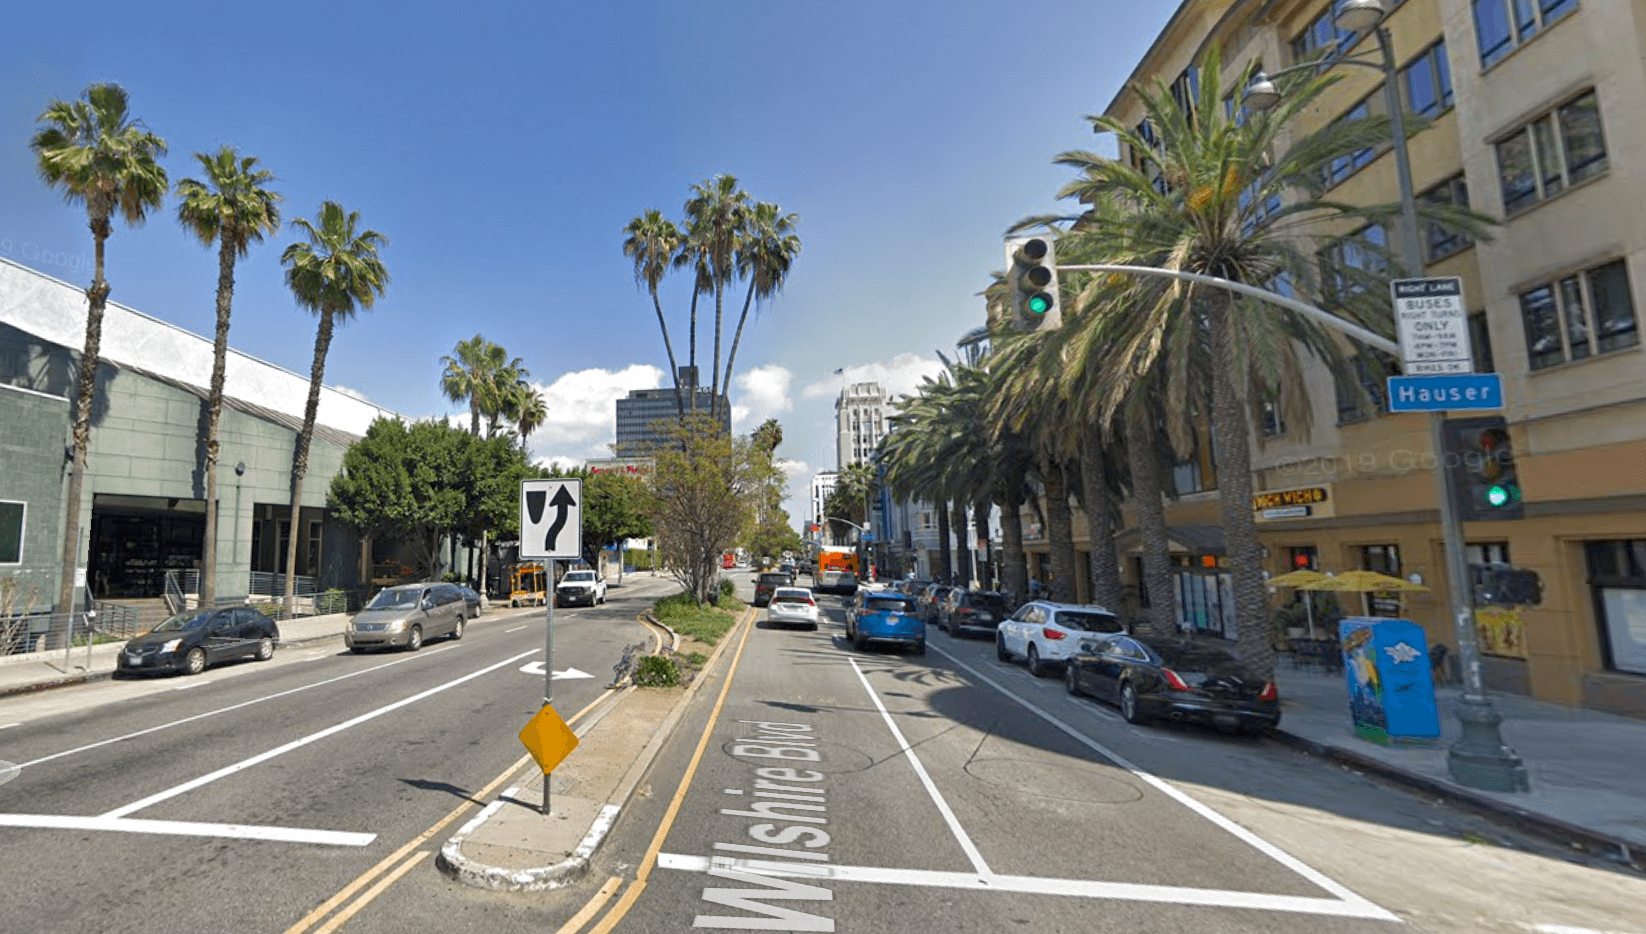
[1520,259,1639,370]
[1320,223,1389,301]
[1291,2,1356,63]
[1260,399,1287,436]
[1288,546,1319,570]
[1402,40,1454,118]
[1473,0,1579,69]
[1322,90,1388,188]
[1239,171,1283,236]
[1586,540,1646,676]
[1496,90,1607,215]
[1335,350,1398,422]
[1419,174,1473,262]
[1469,310,1496,373]
[306,521,322,578]
[0,501,23,565]
[1170,65,1200,119]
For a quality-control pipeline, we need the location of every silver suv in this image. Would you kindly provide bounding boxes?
[345,583,467,652]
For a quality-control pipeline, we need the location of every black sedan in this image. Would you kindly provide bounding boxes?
[753,572,791,608]
[1064,634,1280,734]
[117,607,281,676]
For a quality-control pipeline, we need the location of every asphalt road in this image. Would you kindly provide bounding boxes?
[0,572,676,934]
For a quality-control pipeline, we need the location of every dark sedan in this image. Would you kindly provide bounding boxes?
[1065,634,1280,734]
[117,607,280,676]
[938,590,1012,637]
[753,572,791,608]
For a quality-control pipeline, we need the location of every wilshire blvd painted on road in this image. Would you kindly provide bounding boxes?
[695,719,836,931]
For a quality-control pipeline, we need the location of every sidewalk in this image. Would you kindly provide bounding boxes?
[0,611,354,698]
[1272,664,1646,869]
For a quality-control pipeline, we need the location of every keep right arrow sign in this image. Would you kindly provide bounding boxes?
[520,479,582,560]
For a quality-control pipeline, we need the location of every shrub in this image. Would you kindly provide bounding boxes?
[633,654,681,687]
[719,578,737,599]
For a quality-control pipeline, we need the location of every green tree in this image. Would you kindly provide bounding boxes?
[622,209,686,415]
[31,83,168,619]
[328,419,471,581]
[280,201,390,615]
[721,201,801,422]
[440,334,495,436]
[583,469,654,578]
[175,146,282,607]
[644,414,756,605]
[682,175,751,422]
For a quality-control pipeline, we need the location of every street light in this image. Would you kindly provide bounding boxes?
[1241,0,1529,792]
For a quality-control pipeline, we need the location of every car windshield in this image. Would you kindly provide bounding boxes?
[367,589,422,610]
[759,574,789,584]
[152,612,211,632]
[564,571,595,582]
[865,597,915,613]
[1055,610,1123,633]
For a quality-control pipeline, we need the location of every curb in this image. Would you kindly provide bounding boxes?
[434,603,755,891]
[1271,727,1643,872]
[0,632,348,701]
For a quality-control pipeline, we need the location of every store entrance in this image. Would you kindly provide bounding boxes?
[88,495,205,599]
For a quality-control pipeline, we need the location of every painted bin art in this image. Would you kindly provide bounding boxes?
[1339,617,1441,746]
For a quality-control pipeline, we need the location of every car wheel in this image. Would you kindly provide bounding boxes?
[996,633,1009,661]
[945,618,956,637]
[914,640,926,656]
[1027,644,1046,678]
[1065,662,1081,696]
[255,637,275,662]
[451,618,464,641]
[406,626,423,652]
[183,647,207,676]
[852,633,867,652]
[1120,682,1149,725]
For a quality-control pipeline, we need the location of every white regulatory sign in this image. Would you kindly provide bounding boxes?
[519,478,582,560]
[1392,277,1473,375]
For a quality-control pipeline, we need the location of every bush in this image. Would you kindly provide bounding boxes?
[315,588,349,614]
[654,591,738,646]
[633,654,681,687]
[719,578,736,599]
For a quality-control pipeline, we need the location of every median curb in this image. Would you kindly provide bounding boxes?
[1269,727,1643,871]
[434,603,755,892]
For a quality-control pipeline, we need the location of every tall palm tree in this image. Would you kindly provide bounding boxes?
[175,146,282,607]
[681,175,750,423]
[30,83,168,620]
[440,334,494,435]
[280,201,389,615]
[622,210,686,414]
[721,201,801,424]
[476,353,528,437]
[516,386,547,444]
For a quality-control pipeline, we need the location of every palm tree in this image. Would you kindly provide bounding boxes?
[721,200,801,424]
[622,210,686,414]
[681,175,750,423]
[175,146,282,607]
[441,334,494,435]
[30,83,168,620]
[516,386,547,444]
[280,201,389,615]
[476,352,528,437]
[1036,48,1489,672]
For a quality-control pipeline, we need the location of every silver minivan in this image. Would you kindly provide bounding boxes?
[345,583,466,652]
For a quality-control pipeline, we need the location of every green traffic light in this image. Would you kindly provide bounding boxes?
[1486,484,1511,507]
[1027,293,1052,316]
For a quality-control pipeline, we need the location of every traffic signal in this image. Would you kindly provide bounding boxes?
[1470,563,1543,606]
[1004,235,1062,332]
[1442,416,1523,521]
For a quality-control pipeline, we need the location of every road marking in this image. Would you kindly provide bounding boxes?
[552,876,623,934]
[506,626,528,633]
[0,723,18,730]
[312,850,430,934]
[173,682,204,690]
[16,641,489,771]
[928,642,1397,922]
[99,649,540,819]
[519,661,595,679]
[0,814,373,846]
[1532,926,1646,934]
[848,656,990,876]
[654,854,1396,920]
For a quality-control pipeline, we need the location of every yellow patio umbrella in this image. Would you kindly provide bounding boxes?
[1268,568,1329,637]
[1301,570,1430,618]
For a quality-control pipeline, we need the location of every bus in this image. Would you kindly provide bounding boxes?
[815,547,860,594]
[722,553,736,570]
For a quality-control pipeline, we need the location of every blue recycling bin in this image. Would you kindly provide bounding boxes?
[1338,617,1441,746]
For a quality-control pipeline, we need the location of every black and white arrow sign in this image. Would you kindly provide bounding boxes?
[519,478,582,559]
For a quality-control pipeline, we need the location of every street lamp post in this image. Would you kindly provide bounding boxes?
[1244,0,1527,792]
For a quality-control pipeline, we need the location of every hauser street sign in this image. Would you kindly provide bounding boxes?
[1392,277,1473,375]
[1387,373,1504,412]
[520,478,583,560]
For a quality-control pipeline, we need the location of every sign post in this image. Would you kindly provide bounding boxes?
[519,478,583,815]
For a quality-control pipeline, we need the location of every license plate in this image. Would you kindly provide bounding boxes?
[1214,713,1240,729]
[125,653,143,666]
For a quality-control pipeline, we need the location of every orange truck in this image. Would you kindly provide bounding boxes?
[815,548,860,594]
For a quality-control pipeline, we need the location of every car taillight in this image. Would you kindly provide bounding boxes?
[957,608,974,617]
[1161,668,1191,692]
[1258,682,1278,702]
[1043,627,1066,640]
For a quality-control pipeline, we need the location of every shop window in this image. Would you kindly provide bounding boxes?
[0,501,22,565]
[1586,540,1646,676]
[1289,546,1319,570]
[1361,544,1402,576]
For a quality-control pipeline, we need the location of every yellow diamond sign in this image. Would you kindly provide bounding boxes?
[519,704,579,773]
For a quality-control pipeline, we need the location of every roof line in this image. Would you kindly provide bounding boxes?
[1098,0,1271,121]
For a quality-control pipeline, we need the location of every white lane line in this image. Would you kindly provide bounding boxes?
[172,683,204,691]
[847,656,991,876]
[929,642,1397,923]
[1532,926,1646,934]
[0,813,374,846]
[99,648,540,819]
[17,642,510,771]
[655,854,1395,920]
[0,724,18,730]
[505,626,528,633]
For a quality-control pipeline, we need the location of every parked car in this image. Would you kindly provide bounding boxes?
[996,601,1124,677]
[556,569,607,607]
[899,579,931,598]
[117,606,280,676]
[918,584,956,625]
[766,587,820,630]
[753,572,792,607]
[938,590,1012,637]
[845,590,924,655]
[1066,633,1281,734]
[455,584,483,619]
[346,583,466,652]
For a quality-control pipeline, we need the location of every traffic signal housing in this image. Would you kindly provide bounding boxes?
[1004,235,1062,333]
[1470,563,1543,606]
[1442,415,1523,521]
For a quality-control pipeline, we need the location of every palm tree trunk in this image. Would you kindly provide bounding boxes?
[936,501,953,583]
[1043,457,1077,604]
[720,280,757,427]
[201,237,237,609]
[469,398,479,436]
[56,219,112,627]
[710,285,725,426]
[971,501,991,588]
[1209,294,1272,675]
[1126,407,1178,639]
[285,308,335,618]
[998,490,1028,605]
[1080,424,1124,613]
[651,290,685,417]
[951,501,971,588]
[687,290,700,415]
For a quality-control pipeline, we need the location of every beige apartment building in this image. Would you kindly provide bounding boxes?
[1025,0,1646,717]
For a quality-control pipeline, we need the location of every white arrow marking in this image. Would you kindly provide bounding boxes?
[519,662,595,680]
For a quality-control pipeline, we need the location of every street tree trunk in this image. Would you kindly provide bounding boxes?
[1126,408,1179,639]
[951,501,971,589]
[1042,456,1077,604]
[1208,293,1273,675]
[998,490,1028,607]
[936,500,953,583]
[971,501,991,588]
[200,236,239,609]
[285,308,336,618]
[1080,423,1124,613]
[56,219,114,630]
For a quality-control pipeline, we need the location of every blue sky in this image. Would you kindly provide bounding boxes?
[2,0,1171,525]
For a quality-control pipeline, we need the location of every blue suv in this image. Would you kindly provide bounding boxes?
[846,590,925,656]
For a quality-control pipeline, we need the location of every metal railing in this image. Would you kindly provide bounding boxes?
[163,569,201,614]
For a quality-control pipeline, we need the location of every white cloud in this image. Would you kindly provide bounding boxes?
[331,384,374,404]
[525,364,663,466]
[731,364,793,429]
[799,353,945,404]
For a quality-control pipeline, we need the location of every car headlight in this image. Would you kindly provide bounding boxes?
[386,620,406,631]
[159,638,182,653]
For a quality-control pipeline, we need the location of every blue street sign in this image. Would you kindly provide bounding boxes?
[1386,373,1503,412]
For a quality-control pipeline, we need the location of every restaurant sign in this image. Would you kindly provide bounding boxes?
[1252,485,1334,522]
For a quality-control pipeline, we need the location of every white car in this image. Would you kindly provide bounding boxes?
[766,587,820,631]
[555,569,607,607]
[996,601,1125,677]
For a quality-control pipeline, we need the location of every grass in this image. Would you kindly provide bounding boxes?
[654,590,741,646]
